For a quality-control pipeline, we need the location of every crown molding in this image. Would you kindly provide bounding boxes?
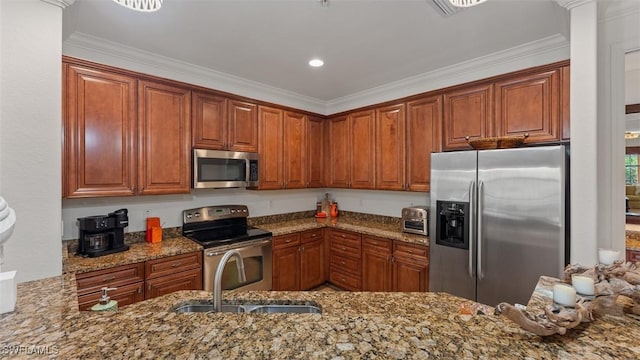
[40,0,76,8]
[598,1,640,23]
[64,32,569,116]
[554,0,593,11]
[62,32,327,114]
[325,34,570,114]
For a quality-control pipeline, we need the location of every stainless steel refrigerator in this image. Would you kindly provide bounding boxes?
[429,145,569,306]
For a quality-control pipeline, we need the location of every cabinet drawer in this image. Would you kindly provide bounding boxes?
[330,269,361,291]
[363,236,392,253]
[273,233,301,249]
[394,242,428,259]
[145,268,202,300]
[330,252,361,274]
[330,229,361,245]
[145,252,202,280]
[77,281,144,310]
[331,241,361,259]
[76,262,145,296]
[627,250,640,262]
[300,228,323,244]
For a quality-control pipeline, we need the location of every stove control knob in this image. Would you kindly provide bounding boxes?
[243,209,247,213]
[186,214,192,219]
[194,212,200,217]
[231,209,236,213]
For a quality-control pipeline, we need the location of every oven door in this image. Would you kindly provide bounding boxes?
[203,238,272,292]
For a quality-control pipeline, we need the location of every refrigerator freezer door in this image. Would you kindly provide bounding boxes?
[429,151,477,301]
[476,146,565,306]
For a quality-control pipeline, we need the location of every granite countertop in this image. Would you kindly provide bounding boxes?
[2,275,640,358]
[63,236,203,274]
[259,217,429,246]
[625,230,640,250]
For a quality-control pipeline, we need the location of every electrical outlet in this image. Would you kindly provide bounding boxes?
[268,200,274,209]
[144,209,152,218]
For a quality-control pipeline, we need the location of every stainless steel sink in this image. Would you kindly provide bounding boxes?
[246,304,321,314]
[171,300,322,314]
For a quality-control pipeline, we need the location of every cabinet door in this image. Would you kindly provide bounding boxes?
[561,66,570,140]
[300,236,325,290]
[258,106,284,189]
[393,256,429,292]
[138,80,191,195]
[145,268,202,300]
[328,116,350,188]
[362,236,392,291]
[192,91,227,149]
[406,95,442,192]
[350,110,376,189]
[272,246,301,291]
[77,282,144,310]
[495,69,560,143]
[283,111,307,189]
[376,104,405,190]
[65,65,136,198]
[443,84,493,150]
[228,99,258,152]
[307,116,324,188]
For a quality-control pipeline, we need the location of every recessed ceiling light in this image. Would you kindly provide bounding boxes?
[309,59,324,67]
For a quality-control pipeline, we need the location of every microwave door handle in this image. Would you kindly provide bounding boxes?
[477,181,484,281]
[468,181,475,279]
[245,158,251,186]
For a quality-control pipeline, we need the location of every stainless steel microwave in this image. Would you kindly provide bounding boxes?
[192,149,259,189]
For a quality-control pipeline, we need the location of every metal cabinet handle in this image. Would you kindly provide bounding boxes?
[468,181,476,279]
[103,276,116,282]
[340,261,346,265]
[285,239,292,243]
[171,262,182,268]
[341,247,347,251]
[478,181,484,281]
[138,286,142,294]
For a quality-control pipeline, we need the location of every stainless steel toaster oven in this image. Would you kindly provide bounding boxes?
[402,206,429,236]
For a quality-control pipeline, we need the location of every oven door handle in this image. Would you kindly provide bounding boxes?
[205,238,272,257]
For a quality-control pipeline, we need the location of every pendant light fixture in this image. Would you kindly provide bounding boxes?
[112,0,163,12]
[449,0,487,7]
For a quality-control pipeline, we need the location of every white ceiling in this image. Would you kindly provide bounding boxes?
[62,0,568,103]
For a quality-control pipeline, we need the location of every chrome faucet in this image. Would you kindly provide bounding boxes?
[213,250,246,312]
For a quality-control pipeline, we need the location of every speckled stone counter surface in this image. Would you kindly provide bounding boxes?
[625,230,640,250]
[63,236,203,274]
[3,275,640,359]
[256,211,429,246]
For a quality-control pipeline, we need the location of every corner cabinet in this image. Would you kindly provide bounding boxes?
[306,116,325,188]
[375,104,406,191]
[64,64,137,198]
[327,112,375,189]
[137,80,191,195]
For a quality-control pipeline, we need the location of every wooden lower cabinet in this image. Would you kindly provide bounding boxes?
[145,268,202,300]
[77,280,144,311]
[393,242,429,292]
[627,250,640,263]
[329,229,362,291]
[272,229,325,291]
[362,236,393,291]
[361,237,429,292]
[75,252,203,309]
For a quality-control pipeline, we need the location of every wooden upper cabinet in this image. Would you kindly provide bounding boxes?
[138,80,191,195]
[406,95,442,192]
[443,83,493,151]
[561,66,570,140]
[64,65,137,198]
[283,111,307,189]
[307,116,324,188]
[494,69,560,143]
[350,110,376,189]
[328,116,350,188]
[192,95,258,152]
[258,106,284,189]
[375,104,405,190]
[192,91,227,149]
[228,100,258,152]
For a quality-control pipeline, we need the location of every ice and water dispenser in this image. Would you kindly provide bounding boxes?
[435,201,470,249]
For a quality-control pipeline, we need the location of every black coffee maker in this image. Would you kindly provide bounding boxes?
[77,209,130,257]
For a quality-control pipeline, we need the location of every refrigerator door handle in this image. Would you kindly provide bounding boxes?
[468,181,476,279]
[478,181,484,280]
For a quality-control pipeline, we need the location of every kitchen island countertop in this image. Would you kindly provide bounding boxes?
[2,274,640,359]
